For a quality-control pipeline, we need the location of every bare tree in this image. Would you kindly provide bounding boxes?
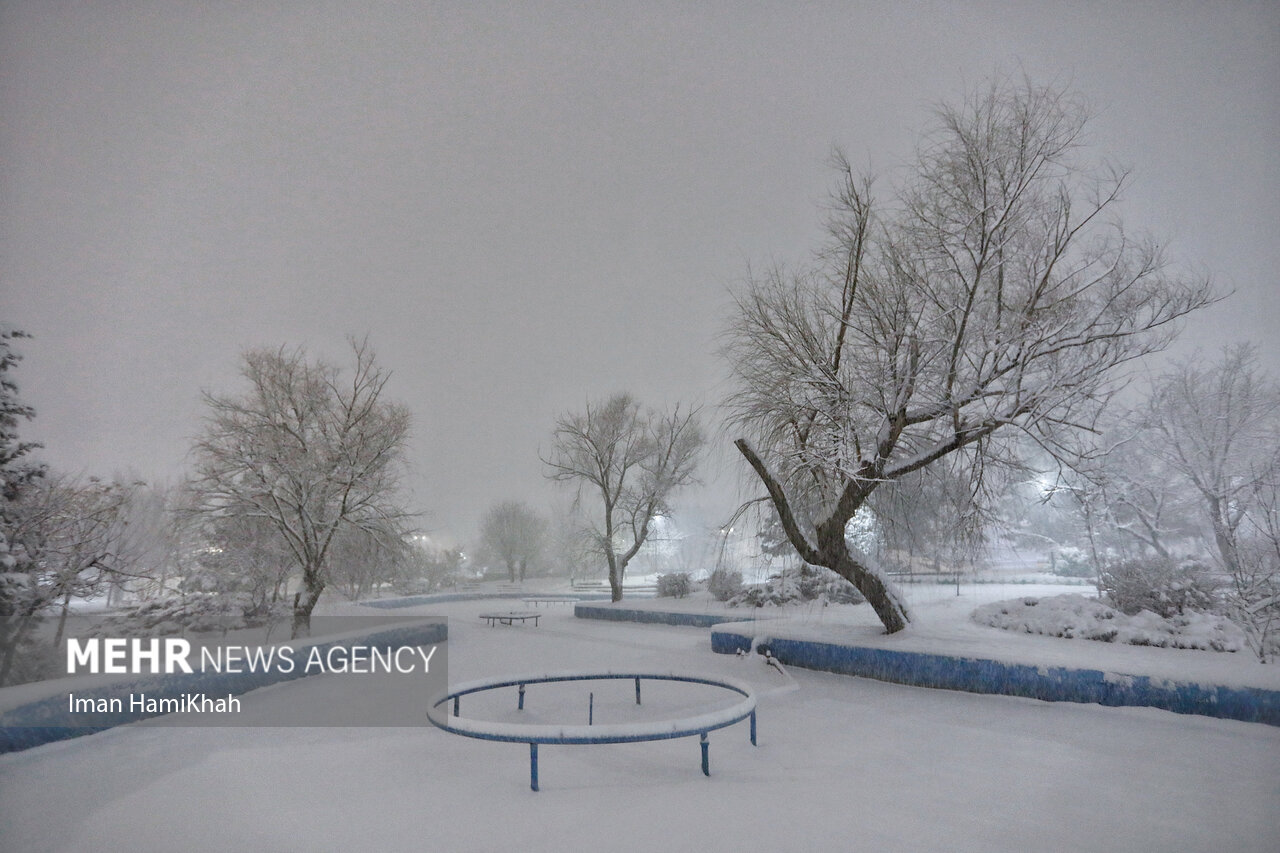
[1045,413,1205,573]
[189,338,413,637]
[1088,444,1197,561]
[1145,346,1278,575]
[99,479,183,605]
[327,525,408,601]
[1141,345,1280,659]
[545,393,703,601]
[546,501,597,582]
[1,473,140,684]
[189,510,296,617]
[724,75,1214,633]
[395,538,465,594]
[479,500,546,582]
[1238,467,1280,661]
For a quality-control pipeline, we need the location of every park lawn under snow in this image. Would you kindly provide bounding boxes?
[972,593,1248,652]
[1,586,1278,852]
[590,582,1280,691]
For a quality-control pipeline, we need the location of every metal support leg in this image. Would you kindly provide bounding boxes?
[700,732,709,776]
[452,696,459,716]
[750,710,757,746]
[588,692,594,725]
[518,683,525,711]
[530,743,539,792]
[635,676,641,705]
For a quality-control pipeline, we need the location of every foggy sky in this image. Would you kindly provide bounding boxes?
[2,1,1277,544]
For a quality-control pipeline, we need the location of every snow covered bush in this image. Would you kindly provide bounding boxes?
[728,566,866,608]
[972,594,1246,652]
[1225,539,1280,663]
[1099,556,1218,618]
[1052,547,1094,578]
[393,545,465,595]
[707,568,743,602]
[0,572,52,684]
[655,572,692,598]
[90,593,284,638]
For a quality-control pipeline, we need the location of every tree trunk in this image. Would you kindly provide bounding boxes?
[819,525,910,634]
[1207,495,1242,577]
[842,560,909,634]
[291,569,325,639]
[606,550,622,602]
[736,438,910,634]
[53,587,74,648]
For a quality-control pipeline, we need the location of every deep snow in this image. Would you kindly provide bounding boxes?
[2,583,1278,852]
[972,593,1248,652]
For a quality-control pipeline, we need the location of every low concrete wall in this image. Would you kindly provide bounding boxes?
[364,592,613,609]
[0,620,448,753]
[710,626,1280,726]
[575,603,762,628]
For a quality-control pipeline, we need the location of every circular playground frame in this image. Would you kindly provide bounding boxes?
[426,671,758,791]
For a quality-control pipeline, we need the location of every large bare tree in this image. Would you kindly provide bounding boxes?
[724,76,1215,633]
[479,500,546,583]
[545,394,703,601]
[1142,345,1280,659]
[190,338,412,637]
[1145,346,1279,576]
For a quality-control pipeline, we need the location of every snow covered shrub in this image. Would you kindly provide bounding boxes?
[393,545,465,595]
[728,566,865,608]
[0,573,61,684]
[90,593,283,638]
[708,568,743,602]
[656,572,692,598]
[1052,546,1094,578]
[1099,556,1219,618]
[973,594,1246,652]
[1222,540,1280,663]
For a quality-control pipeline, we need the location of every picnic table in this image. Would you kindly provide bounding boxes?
[479,611,541,627]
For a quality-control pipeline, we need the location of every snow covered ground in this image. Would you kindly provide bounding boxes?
[591,582,1280,691]
[2,584,1278,852]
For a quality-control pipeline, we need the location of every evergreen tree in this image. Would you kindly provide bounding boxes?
[0,325,48,684]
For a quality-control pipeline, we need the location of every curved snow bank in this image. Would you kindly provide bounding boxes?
[710,626,1280,726]
[574,603,762,628]
[0,619,447,753]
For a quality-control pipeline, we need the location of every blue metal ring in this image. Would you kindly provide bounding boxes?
[427,671,757,745]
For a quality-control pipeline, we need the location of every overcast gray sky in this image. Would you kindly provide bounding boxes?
[2,1,1277,544]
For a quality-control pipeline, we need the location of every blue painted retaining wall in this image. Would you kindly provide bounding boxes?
[0,620,447,754]
[711,627,1280,727]
[575,603,762,628]
[364,592,613,609]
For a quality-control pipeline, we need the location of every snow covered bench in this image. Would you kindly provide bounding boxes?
[479,611,541,627]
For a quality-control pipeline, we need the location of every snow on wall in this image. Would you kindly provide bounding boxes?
[574,603,761,628]
[363,591,614,609]
[0,620,448,753]
[363,592,515,608]
[709,627,1280,726]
